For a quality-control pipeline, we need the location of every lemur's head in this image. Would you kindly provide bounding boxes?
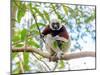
[50,19,62,30]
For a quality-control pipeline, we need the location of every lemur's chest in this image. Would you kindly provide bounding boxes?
[50,29,62,37]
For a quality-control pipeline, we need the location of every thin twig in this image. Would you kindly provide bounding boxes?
[52,62,58,71]
[32,14,46,43]
[31,52,51,71]
[18,53,24,73]
[12,41,21,46]
[66,61,70,71]
[13,0,26,11]
[19,61,24,73]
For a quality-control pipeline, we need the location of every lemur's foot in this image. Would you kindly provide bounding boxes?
[56,51,64,59]
[49,56,57,62]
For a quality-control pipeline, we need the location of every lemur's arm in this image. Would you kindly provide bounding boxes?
[42,25,51,36]
[59,26,69,40]
[55,26,69,42]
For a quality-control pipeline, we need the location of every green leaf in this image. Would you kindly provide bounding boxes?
[28,39,40,48]
[23,52,30,71]
[12,35,21,42]
[12,53,18,59]
[33,6,45,21]
[12,62,20,74]
[67,6,75,18]
[85,28,90,32]
[51,4,56,10]
[21,29,27,41]
[33,30,40,35]
[29,2,35,15]
[51,4,64,21]
[12,30,21,42]
[63,5,68,15]
[12,67,19,74]
[53,41,58,48]
[16,2,26,23]
[15,43,23,47]
[29,2,33,9]
[59,60,65,69]
[17,9,25,23]
[30,23,45,30]
[76,18,80,25]
[37,23,46,26]
[43,10,50,22]
[85,13,95,23]
[56,12,63,20]
[30,23,45,36]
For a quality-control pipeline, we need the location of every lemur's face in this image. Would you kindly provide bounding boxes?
[50,19,62,30]
[51,22,60,30]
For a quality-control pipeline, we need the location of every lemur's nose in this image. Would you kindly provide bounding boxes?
[54,24,57,27]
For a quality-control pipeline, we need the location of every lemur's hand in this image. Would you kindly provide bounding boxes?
[56,51,64,59]
[40,34,44,38]
[54,35,68,42]
[54,35,60,40]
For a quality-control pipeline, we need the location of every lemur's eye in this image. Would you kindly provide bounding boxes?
[56,22,59,25]
[52,23,55,25]
[52,22,59,25]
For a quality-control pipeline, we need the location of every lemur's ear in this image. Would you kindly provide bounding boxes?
[61,22,65,26]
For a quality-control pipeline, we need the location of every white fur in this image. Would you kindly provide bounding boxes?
[49,19,62,30]
[45,34,59,53]
[56,50,63,59]
[45,34,71,59]
[54,35,69,42]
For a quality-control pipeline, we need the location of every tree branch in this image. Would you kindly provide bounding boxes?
[12,47,50,58]
[12,47,95,61]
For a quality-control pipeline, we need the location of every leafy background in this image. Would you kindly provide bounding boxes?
[11,0,96,74]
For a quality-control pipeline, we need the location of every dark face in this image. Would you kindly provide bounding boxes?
[52,22,60,30]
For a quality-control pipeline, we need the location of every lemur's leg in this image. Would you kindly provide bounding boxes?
[54,40,64,59]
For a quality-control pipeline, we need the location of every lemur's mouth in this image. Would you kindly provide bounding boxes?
[52,24,59,30]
